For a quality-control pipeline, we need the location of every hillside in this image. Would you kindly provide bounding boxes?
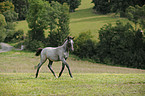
[15,0,129,40]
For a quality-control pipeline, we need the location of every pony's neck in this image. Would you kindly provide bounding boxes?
[62,40,69,52]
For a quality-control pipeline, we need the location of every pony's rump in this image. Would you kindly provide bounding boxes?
[35,48,43,56]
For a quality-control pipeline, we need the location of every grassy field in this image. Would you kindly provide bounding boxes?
[0,51,145,96]
[1,0,145,96]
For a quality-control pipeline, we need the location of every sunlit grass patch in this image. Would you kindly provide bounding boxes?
[0,73,145,96]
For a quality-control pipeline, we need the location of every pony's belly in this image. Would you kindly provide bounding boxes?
[48,55,60,61]
[45,51,60,61]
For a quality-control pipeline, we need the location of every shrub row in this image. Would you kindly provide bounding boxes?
[73,21,145,69]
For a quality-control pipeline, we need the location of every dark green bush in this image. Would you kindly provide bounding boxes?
[4,23,24,42]
[98,20,145,69]
[74,21,145,69]
[2,10,18,22]
[46,0,81,12]
[73,31,97,58]
[0,27,6,42]
[25,40,44,51]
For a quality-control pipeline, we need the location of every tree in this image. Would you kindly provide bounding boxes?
[73,31,96,58]
[0,14,6,42]
[0,1,14,13]
[98,20,145,68]
[126,5,145,30]
[92,0,110,14]
[0,14,6,27]
[47,2,70,46]
[92,0,145,15]
[67,0,81,12]
[12,0,28,20]
[2,10,18,22]
[46,0,81,12]
[27,0,50,41]
[26,0,70,50]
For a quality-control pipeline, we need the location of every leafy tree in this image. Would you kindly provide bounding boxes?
[98,20,145,68]
[0,1,14,13]
[27,0,50,41]
[73,31,96,58]
[92,0,145,15]
[0,14,6,42]
[26,0,70,50]
[12,0,28,20]
[0,14,6,27]
[48,2,70,46]
[0,27,6,42]
[2,10,18,22]
[92,0,110,14]
[126,5,145,30]
[46,0,81,12]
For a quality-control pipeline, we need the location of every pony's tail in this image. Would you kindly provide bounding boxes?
[35,48,43,56]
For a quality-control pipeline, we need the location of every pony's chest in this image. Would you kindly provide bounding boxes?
[64,52,69,59]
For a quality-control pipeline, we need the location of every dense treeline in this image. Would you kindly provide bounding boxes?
[74,20,145,69]
[92,0,145,15]
[74,4,145,69]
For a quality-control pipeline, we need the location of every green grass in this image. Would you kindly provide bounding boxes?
[15,20,29,35]
[0,51,145,95]
[2,0,145,95]
[0,73,145,96]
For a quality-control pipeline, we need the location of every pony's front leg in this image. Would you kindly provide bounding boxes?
[62,59,73,78]
[48,60,57,78]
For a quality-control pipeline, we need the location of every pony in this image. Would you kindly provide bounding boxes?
[35,36,74,78]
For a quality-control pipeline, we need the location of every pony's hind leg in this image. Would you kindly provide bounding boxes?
[35,55,46,78]
[48,60,57,78]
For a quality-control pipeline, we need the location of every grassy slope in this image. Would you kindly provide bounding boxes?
[0,51,145,95]
[69,0,128,40]
[15,0,129,40]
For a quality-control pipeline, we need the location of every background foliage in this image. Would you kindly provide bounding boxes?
[46,0,81,12]
[74,20,145,69]
[26,0,70,50]
[92,0,145,15]
[12,0,28,20]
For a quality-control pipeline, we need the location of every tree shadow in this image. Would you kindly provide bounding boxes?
[70,8,97,19]
[71,16,113,24]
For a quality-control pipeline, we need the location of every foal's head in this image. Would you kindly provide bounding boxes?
[67,36,74,51]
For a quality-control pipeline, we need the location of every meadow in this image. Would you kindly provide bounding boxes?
[1,0,145,96]
[0,51,145,96]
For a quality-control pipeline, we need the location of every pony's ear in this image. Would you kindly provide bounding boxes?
[67,36,70,40]
[72,37,75,40]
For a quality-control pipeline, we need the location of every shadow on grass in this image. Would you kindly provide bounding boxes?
[70,8,118,24]
[70,8,97,19]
